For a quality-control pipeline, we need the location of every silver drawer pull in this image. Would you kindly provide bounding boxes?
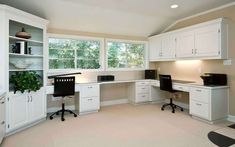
[142,95,146,97]
[1,121,5,125]
[178,87,183,89]
[196,103,202,106]
[88,86,93,89]
[88,99,92,101]
[196,89,202,92]
[1,101,4,104]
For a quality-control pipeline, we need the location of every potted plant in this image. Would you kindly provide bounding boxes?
[10,71,43,94]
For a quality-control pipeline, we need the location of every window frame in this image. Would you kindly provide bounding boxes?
[105,38,148,71]
[47,33,105,73]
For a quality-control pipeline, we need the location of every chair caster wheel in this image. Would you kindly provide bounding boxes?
[74,114,77,117]
[61,118,65,121]
[174,105,177,108]
[56,112,59,115]
[181,108,184,111]
[172,110,175,113]
[50,116,53,120]
[161,108,164,111]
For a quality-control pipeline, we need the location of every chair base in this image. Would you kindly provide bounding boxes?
[49,103,77,121]
[161,98,184,113]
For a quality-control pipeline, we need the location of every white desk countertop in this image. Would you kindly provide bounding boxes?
[46,79,229,94]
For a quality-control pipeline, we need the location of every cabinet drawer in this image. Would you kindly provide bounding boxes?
[79,97,100,113]
[136,81,149,86]
[80,85,99,98]
[173,85,189,92]
[136,86,149,94]
[190,88,210,103]
[136,93,149,103]
[190,100,209,119]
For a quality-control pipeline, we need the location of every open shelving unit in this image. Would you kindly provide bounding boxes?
[8,20,45,92]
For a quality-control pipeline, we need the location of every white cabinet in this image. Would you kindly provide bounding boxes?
[28,89,45,122]
[189,86,228,121]
[129,81,150,103]
[7,88,45,131]
[176,30,195,58]
[149,18,228,61]
[176,18,228,59]
[194,23,221,57]
[149,35,161,61]
[76,84,100,114]
[149,34,176,61]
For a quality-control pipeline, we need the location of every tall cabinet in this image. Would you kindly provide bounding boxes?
[0,5,49,134]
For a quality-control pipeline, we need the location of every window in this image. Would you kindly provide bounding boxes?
[107,40,147,70]
[48,36,103,70]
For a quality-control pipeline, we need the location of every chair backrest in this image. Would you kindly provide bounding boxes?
[53,76,75,97]
[159,74,173,92]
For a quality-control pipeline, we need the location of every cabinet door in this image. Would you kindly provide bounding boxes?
[29,89,45,122]
[195,24,220,57]
[9,94,28,130]
[177,30,195,57]
[161,34,176,59]
[149,36,162,61]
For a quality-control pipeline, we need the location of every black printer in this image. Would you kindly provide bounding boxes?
[200,73,227,86]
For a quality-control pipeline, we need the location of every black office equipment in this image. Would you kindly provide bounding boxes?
[159,74,184,113]
[145,70,157,79]
[200,73,227,86]
[49,76,77,121]
[97,75,115,82]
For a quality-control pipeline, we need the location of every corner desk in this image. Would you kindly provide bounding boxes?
[46,79,229,123]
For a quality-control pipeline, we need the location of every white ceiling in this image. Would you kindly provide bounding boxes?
[1,0,235,37]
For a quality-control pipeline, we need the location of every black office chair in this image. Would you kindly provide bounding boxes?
[159,74,184,113]
[49,76,77,121]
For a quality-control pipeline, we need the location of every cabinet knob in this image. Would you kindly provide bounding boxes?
[1,121,5,125]
[1,101,4,104]
[196,103,202,106]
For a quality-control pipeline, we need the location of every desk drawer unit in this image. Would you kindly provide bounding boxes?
[80,97,100,113]
[134,81,150,103]
[190,87,210,103]
[190,100,209,119]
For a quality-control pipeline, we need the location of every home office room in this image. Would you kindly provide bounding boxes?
[0,0,235,147]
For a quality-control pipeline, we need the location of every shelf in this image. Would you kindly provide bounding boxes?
[9,53,43,58]
[9,69,43,72]
[9,36,43,46]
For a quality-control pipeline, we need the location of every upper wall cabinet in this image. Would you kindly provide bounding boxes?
[149,18,228,61]
[176,19,228,59]
[149,33,176,61]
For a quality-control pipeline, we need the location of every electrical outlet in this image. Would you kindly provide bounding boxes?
[157,67,161,72]
[223,59,232,65]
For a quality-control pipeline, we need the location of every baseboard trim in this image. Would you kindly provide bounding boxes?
[227,115,235,123]
[6,118,46,137]
[47,105,75,113]
[164,99,189,109]
[101,99,129,107]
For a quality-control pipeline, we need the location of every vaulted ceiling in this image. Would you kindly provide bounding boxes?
[1,0,235,37]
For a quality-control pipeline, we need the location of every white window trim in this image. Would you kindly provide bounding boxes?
[47,33,105,73]
[105,38,149,71]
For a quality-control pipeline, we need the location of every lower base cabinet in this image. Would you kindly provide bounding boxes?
[7,88,45,132]
[189,87,228,121]
[75,84,100,114]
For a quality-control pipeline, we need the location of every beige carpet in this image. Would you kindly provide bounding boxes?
[1,104,234,147]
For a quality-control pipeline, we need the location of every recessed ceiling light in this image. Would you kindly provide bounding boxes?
[171,4,179,9]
